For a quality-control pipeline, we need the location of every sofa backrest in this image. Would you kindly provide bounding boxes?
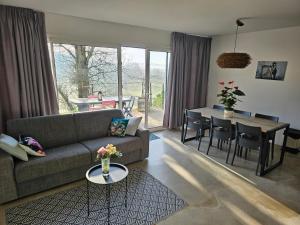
[73,109,124,141]
[7,114,77,149]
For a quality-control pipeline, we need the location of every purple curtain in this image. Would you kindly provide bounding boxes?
[0,5,58,133]
[163,32,211,129]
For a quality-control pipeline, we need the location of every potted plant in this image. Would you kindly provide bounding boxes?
[217,81,245,118]
[96,144,122,177]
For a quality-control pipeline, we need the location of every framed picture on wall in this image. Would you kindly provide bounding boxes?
[255,61,287,81]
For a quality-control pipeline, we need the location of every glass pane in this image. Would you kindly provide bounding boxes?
[53,44,118,114]
[121,47,146,127]
[149,51,168,128]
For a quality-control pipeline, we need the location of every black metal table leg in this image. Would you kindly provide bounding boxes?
[181,111,185,142]
[106,185,111,224]
[125,176,128,208]
[86,180,90,216]
[259,132,270,176]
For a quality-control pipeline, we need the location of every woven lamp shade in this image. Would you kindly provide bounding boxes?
[217,52,251,68]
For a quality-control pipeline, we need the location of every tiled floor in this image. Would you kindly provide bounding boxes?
[1,130,299,225]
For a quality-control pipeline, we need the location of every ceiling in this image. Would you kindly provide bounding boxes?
[1,0,300,36]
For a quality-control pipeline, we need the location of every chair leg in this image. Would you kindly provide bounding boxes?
[197,130,202,151]
[226,139,232,163]
[206,133,213,155]
[239,146,243,157]
[231,142,238,165]
[245,148,248,160]
[271,139,275,160]
[217,139,220,149]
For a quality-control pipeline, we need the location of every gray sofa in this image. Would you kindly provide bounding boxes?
[0,109,149,204]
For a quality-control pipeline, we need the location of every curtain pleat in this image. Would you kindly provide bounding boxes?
[163,32,211,129]
[0,5,59,133]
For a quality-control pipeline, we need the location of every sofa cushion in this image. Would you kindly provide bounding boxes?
[81,136,143,160]
[74,109,124,141]
[7,114,77,149]
[14,143,91,183]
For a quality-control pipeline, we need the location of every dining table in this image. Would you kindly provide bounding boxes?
[181,107,290,176]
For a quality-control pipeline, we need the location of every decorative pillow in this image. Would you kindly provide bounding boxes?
[19,135,46,157]
[125,117,142,136]
[110,118,129,137]
[0,134,28,161]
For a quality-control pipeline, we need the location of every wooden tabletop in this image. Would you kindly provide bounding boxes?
[189,107,289,133]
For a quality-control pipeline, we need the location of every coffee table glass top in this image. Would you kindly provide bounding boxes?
[86,163,128,185]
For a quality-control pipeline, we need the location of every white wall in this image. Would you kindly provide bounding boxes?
[207,26,300,143]
[45,13,171,51]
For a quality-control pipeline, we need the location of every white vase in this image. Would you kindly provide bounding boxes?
[224,109,234,118]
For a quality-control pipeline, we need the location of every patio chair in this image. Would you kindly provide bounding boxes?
[123,96,135,117]
[89,100,116,111]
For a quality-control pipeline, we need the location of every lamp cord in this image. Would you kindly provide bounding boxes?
[234,24,239,52]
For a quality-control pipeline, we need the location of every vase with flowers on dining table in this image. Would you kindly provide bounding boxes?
[217,80,246,118]
[95,144,122,178]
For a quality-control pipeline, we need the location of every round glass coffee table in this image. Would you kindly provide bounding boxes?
[86,163,128,223]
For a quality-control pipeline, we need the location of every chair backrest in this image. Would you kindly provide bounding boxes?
[234,109,251,117]
[236,122,262,149]
[124,96,135,109]
[213,104,224,111]
[102,100,116,108]
[185,110,205,129]
[211,116,232,140]
[255,113,279,122]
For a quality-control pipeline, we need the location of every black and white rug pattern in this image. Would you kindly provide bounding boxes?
[6,169,186,225]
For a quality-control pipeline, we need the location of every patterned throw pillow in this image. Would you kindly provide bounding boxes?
[110,118,129,137]
[19,135,46,157]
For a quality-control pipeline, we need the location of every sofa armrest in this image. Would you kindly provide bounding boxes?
[0,150,18,204]
[135,128,149,159]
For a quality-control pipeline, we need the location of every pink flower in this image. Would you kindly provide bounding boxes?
[218,81,225,85]
[97,147,107,157]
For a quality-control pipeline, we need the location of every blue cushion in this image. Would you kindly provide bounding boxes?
[110,118,129,137]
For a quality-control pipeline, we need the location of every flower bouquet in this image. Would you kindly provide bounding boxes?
[217,80,245,117]
[96,144,122,177]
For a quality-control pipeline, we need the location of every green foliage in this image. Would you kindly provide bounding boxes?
[217,82,245,110]
[152,85,165,109]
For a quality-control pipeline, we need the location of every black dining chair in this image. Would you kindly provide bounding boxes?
[183,110,210,150]
[255,113,279,160]
[231,122,263,175]
[207,116,235,163]
[234,109,252,117]
[213,104,224,111]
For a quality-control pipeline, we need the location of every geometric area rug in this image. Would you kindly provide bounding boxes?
[6,169,186,225]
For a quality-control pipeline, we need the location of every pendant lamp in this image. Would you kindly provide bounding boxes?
[217,19,251,68]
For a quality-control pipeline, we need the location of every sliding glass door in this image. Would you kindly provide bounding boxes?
[148,51,169,128]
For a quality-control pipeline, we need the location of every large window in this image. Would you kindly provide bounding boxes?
[52,43,118,114]
[50,42,170,129]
